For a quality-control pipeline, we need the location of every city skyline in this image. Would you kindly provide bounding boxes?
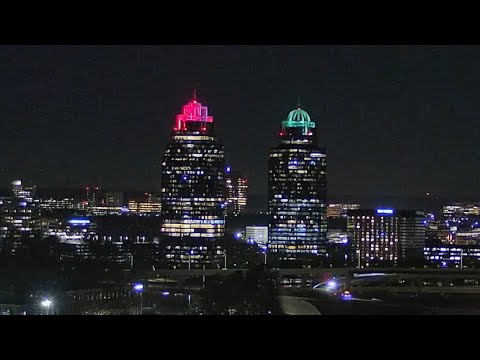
[1,46,480,200]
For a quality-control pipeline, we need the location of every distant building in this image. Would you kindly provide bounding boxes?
[327,203,360,218]
[0,180,41,255]
[326,230,349,244]
[104,191,124,207]
[225,168,248,217]
[268,106,327,262]
[245,226,268,245]
[39,198,75,210]
[86,186,100,208]
[128,193,161,215]
[424,245,480,268]
[347,208,425,267]
[443,204,480,219]
[443,204,480,229]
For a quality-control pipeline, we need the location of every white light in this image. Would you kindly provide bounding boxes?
[41,299,52,307]
[133,284,144,291]
[326,280,337,290]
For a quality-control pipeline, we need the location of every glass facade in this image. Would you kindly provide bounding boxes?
[161,97,225,267]
[225,169,248,217]
[347,209,425,267]
[0,180,41,255]
[268,107,327,261]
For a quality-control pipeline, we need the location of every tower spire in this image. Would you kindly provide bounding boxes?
[193,88,197,102]
[297,96,301,109]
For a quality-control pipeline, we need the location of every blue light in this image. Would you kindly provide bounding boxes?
[69,219,90,225]
[226,166,231,172]
[133,283,144,292]
[19,201,27,207]
[376,209,394,215]
[235,232,242,239]
[182,175,187,181]
[326,280,337,290]
[161,291,170,296]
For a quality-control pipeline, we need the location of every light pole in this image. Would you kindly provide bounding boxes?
[356,249,361,269]
[41,299,52,315]
[460,248,464,270]
[263,252,267,269]
[222,251,227,270]
[186,250,193,270]
[133,284,144,315]
[129,252,134,270]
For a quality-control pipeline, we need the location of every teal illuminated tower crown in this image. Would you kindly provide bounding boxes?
[281,107,316,136]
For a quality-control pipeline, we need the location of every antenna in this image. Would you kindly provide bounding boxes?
[297,95,301,108]
[193,88,197,102]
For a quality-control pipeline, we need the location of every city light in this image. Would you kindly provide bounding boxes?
[235,232,242,239]
[133,284,144,291]
[376,209,394,214]
[69,219,91,225]
[326,280,337,290]
[41,299,52,307]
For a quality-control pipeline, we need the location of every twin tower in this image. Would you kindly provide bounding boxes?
[160,96,327,268]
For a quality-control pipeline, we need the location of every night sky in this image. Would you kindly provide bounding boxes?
[1,45,479,200]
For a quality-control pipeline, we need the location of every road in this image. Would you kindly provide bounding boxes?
[279,296,322,315]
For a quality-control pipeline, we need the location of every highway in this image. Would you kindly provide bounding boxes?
[279,296,322,315]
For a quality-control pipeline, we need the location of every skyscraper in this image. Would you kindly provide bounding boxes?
[225,167,248,217]
[347,208,426,267]
[268,107,327,264]
[0,180,41,255]
[161,94,225,268]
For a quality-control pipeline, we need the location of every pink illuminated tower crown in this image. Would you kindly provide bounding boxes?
[174,91,213,131]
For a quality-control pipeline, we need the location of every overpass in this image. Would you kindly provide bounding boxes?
[127,267,480,279]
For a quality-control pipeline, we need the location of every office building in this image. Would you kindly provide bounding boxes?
[245,226,268,245]
[39,198,75,210]
[128,193,162,215]
[104,191,124,207]
[225,167,248,217]
[160,95,226,268]
[424,245,480,268]
[326,203,360,218]
[0,180,41,255]
[86,186,100,208]
[268,106,327,262]
[347,208,425,267]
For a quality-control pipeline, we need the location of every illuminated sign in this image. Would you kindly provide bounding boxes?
[376,209,394,215]
[68,219,91,226]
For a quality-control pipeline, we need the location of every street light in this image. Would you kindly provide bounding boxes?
[221,251,227,270]
[128,252,134,270]
[356,249,361,269]
[262,251,267,269]
[184,250,193,270]
[460,248,464,270]
[41,299,52,315]
[133,283,144,315]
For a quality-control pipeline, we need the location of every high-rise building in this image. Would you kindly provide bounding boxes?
[0,180,41,255]
[160,95,225,268]
[347,208,425,267]
[225,167,248,217]
[268,106,327,263]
